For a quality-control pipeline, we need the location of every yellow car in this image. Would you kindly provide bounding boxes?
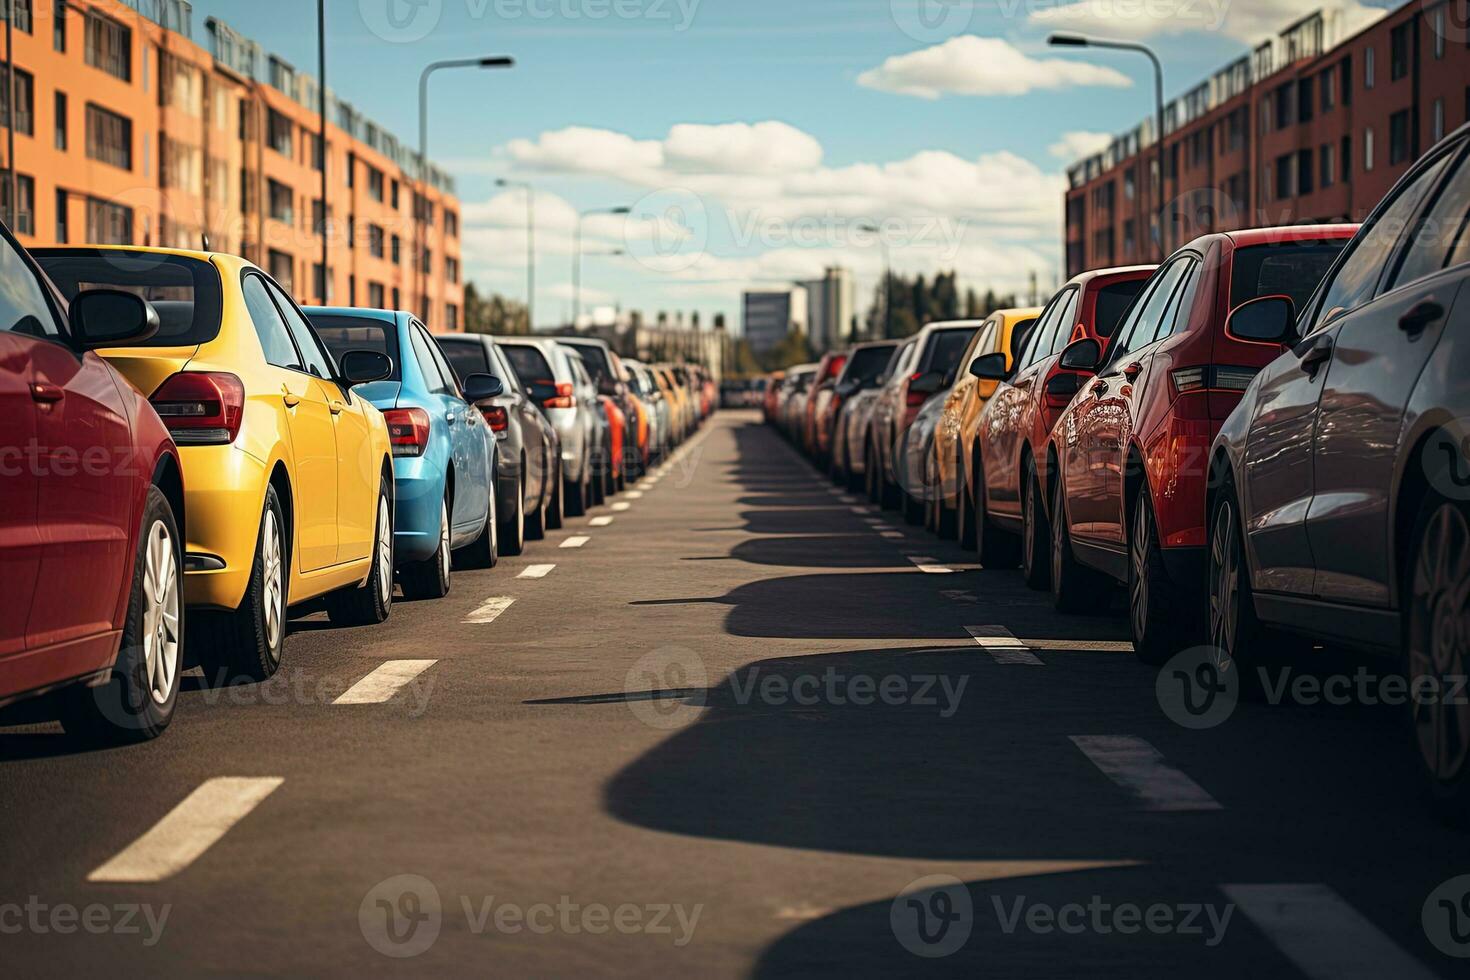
[930,307,1041,540]
[36,247,396,681]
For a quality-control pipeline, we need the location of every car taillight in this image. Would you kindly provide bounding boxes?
[1172,365,1258,396]
[150,372,245,446]
[1212,366,1258,391]
[383,407,431,457]
[544,382,574,409]
[480,405,509,432]
[1171,367,1208,394]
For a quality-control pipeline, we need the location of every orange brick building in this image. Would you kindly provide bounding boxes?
[0,0,465,331]
[1064,1,1470,277]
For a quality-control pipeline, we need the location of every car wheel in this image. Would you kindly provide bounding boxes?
[526,468,548,541]
[865,441,881,504]
[1020,460,1049,587]
[327,477,394,625]
[61,486,183,743]
[1129,487,1194,664]
[957,446,978,552]
[1050,475,1110,614]
[194,484,287,682]
[546,460,565,530]
[1208,476,1297,699]
[401,496,453,599]
[976,455,1021,570]
[1406,488,1470,826]
[499,476,527,557]
[565,459,589,517]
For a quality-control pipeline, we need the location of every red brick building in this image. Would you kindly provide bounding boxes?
[1064,1,1470,277]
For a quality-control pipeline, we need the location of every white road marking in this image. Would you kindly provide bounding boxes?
[561,536,591,549]
[612,502,631,512]
[906,556,956,574]
[1069,735,1222,812]
[625,491,644,499]
[872,523,895,531]
[464,596,515,624]
[880,531,904,539]
[849,506,869,515]
[839,496,860,504]
[862,517,883,525]
[966,626,1044,665]
[88,777,284,883]
[589,516,614,527]
[334,660,437,705]
[518,564,556,579]
[1022,639,1134,653]
[638,482,656,490]
[1222,884,1437,980]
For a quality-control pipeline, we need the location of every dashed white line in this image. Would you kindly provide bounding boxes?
[880,531,903,539]
[334,660,437,705]
[612,502,631,512]
[839,496,860,504]
[88,777,284,883]
[862,518,884,525]
[561,536,591,549]
[518,564,556,579]
[1222,884,1437,980]
[625,491,644,499]
[849,506,869,515]
[906,555,956,574]
[464,596,515,624]
[1069,735,1222,812]
[966,626,1044,665]
[589,516,614,527]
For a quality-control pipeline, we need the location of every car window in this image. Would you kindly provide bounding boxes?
[1230,241,1349,310]
[410,326,454,395]
[440,339,490,383]
[844,345,895,384]
[1021,292,1069,369]
[1109,258,1191,366]
[970,319,998,364]
[1389,143,1470,290]
[926,328,976,378]
[1048,289,1082,356]
[265,279,336,380]
[35,250,225,345]
[490,344,522,394]
[311,314,402,382]
[501,344,554,386]
[419,325,463,397]
[242,274,302,370]
[1153,257,1201,343]
[890,342,916,382]
[0,233,62,337]
[1093,279,1147,339]
[1308,151,1453,333]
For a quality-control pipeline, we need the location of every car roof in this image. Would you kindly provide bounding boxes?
[1064,265,1156,289]
[1218,224,1359,248]
[302,306,407,325]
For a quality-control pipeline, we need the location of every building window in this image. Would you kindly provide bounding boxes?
[1390,23,1409,81]
[366,166,384,202]
[1435,8,1446,59]
[53,0,65,51]
[85,103,132,170]
[1123,219,1136,257]
[268,178,293,223]
[1433,99,1445,143]
[10,0,32,33]
[1297,149,1314,196]
[55,188,67,242]
[445,303,459,331]
[445,256,459,283]
[1274,83,1293,130]
[0,65,34,136]
[313,263,331,302]
[391,179,399,208]
[160,53,202,116]
[1297,77,1314,124]
[1341,135,1352,180]
[1364,127,1375,171]
[84,10,131,82]
[53,90,66,149]
[391,234,401,264]
[0,173,35,235]
[311,198,327,235]
[267,250,293,290]
[345,151,355,188]
[368,282,385,308]
[1275,154,1294,200]
[86,196,133,244]
[445,210,458,237]
[267,109,292,156]
[1320,143,1335,188]
[162,136,202,193]
[1389,110,1412,165]
[392,287,400,309]
[368,223,385,259]
[348,274,356,305]
[1364,46,1374,89]
[347,215,355,248]
[419,247,432,274]
[1321,66,1336,112]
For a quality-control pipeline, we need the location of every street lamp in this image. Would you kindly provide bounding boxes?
[859,222,891,340]
[417,55,515,320]
[1048,32,1166,260]
[497,178,536,331]
[574,206,631,327]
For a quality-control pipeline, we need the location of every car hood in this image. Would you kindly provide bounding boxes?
[97,345,200,398]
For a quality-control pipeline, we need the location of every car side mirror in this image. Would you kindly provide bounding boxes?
[1045,373,1083,399]
[461,372,504,403]
[1059,337,1103,373]
[968,352,1009,381]
[1227,294,1297,344]
[835,379,860,398]
[340,349,393,385]
[69,289,159,350]
[908,370,946,395]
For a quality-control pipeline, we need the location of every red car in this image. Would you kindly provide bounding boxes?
[803,350,848,461]
[968,266,1154,578]
[0,222,185,741]
[1045,225,1357,662]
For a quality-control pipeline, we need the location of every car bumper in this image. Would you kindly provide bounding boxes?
[392,454,449,564]
[178,444,272,611]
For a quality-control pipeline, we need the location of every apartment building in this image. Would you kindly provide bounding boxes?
[0,0,464,331]
[1063,1,1470,277]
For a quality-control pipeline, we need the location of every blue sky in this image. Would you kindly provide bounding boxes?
[188,0,1389,329]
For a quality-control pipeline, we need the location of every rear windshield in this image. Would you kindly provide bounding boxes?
[925,328,976,375]
[1231,241,1348,310]
[562,342,612,382]
[35,249,224,346]
[309,314,402,381]
[844,345,896,384]
[1094,280,1148,337]
[500,344,555,386]
[438,337,492,382]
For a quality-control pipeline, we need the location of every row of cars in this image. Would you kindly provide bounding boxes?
[0,228,711,743]
[770,122,1470,822]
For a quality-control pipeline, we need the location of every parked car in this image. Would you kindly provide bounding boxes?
[0,224,186,741]
[1211,130,1470,820]
[968,269,1153,573]
[762,370,786,423]
[562,337,642,479]
[778,364,817,438]
[866,321,980,511]
[899,381,949,525]
[564,348,610,505]
[307,308,500,596]
[438,333,564,548]
[802,350,848,462]
[36,246,396,681]
[626,358,672,461]
[832,343,901,490]
[1042,224,1355,659]
[497,337,600,517]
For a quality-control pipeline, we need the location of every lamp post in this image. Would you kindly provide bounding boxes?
[317,0,328,300]
[497,178,536,330]
[417,55,514,320]
[574,206,630,327]
[859,222,891,340]
[1048,32,1166,260]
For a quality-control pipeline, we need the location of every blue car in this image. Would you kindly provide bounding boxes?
[307,308,502,600]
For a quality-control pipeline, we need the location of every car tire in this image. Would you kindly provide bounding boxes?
[60,485,183,744]
[526,468,548,542]
[957,446,978,552]
[499,476,527,557]
[193,484,288,683]
[327,477,394,625]
[401,496,453,599]
[1404,484,1470,827]
[546,461,565,530]
[1019,460,1050,587]
[1050,476,1110,614]
[565,460,589,518]
[865,441,881,504]
[976,455,1021,570]
[1129,487,1196,665]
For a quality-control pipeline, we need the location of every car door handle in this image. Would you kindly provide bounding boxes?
[445,411,457,423]
[30,382,64,403]
[1298,337,1334,375]
[329,400,347,416]
[1399,299,1445,335]
[282,391,301,408]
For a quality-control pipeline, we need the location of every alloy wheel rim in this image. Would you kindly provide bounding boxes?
[1209,501,1239,666]
[1023,477,1036,573]
[262,509,284,657]
[142,520,180,704]
[1409,503,1470,783]
[377,494,393,607]
[1131,498,1151,640]
[1051,486,1065,588]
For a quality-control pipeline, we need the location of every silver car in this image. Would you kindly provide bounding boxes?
[498,337,601,517]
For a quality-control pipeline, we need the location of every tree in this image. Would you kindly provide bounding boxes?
[463,281,530,335]
[763,329,815,371]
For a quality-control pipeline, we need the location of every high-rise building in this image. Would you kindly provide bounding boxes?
[0,0,464,330]
[742,287,808,355]
[802,266,854,353]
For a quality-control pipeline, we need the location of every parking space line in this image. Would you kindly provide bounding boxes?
[518,564,556,579]
[589,516,614,527]
[625,491,644,499]
[1069,735,1222,811]
[87,777,284,883]
[334,660,437,705]
[561,536,591,549]
[906,556,956,574]
[612,502,631,512]
[849,506,869,514]
[880,531,904,539]
[862,517,883,524]
[464,596,515,624]
[966,626,1044,665]
[1222,884,1437,980]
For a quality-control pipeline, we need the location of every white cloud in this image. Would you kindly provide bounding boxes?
[665,121,823,175]
[1048,130,1113,161]
[1029,0,1387,45]
[856,35,1131,100]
